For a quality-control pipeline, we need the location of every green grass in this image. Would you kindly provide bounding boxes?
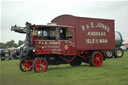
[0,51,128,85]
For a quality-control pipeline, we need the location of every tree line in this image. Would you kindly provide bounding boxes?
[0,40,24,49]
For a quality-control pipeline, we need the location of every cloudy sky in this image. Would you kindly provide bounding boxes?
[1,0,128,43]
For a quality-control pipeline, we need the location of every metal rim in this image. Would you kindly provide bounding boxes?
[93,52,103,67]
[20,59,32,72]
[106,51,112,57]
[35,58,47,72]
[116,50,123,57]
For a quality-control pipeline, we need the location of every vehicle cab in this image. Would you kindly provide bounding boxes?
[30,23,76,55]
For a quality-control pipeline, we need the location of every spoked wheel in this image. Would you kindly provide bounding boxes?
[33,57,48,73]
[89,51,103,67]
[19,58,33,72]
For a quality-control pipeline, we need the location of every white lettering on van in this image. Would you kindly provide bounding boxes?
[86,39,108,44]
[81,22,110,32]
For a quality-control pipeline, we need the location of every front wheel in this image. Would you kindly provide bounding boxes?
[19,58,33,72]
[33,57,48,73]
[89,51,103,67]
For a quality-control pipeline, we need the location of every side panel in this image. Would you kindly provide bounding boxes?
[75,17,115,50]
[52,15,115,51]
[35,40,76,55]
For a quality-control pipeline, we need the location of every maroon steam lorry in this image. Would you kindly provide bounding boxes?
[11,15,123,73]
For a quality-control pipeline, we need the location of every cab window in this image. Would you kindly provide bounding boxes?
[37,28,56,40]
[37,27,72,40]
[59,28,72,40]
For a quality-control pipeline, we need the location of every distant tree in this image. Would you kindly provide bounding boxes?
[18,40,24,47]
[0,40,24,49]
[0,42,6,48]
[6,40,17,48]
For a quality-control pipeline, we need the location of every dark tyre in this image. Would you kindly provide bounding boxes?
[104,50,114,58]
[1,58,5,61]
[89,51,103,67]
[8,58,11,60]
[19,58,33,72]
[33,57,48,73]
[14,57,19,59]
[114,47,124,58]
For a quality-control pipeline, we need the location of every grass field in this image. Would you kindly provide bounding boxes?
[0,51,128,85]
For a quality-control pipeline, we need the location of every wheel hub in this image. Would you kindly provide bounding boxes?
[92,52,103,67]
[106,51,112,56]
[33,58,48,72]
[117,50,122,56]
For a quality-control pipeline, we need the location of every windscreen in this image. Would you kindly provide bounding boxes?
[37,27,72,40]
[37,28,56,40]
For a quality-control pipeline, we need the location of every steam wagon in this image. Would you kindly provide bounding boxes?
[11,15,116,73]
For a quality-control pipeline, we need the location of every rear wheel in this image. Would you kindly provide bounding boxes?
[33,57,48,73]
[104,50,113,58]
[114,47,124,58]
[89,51,103,67]
[19,58,33,72]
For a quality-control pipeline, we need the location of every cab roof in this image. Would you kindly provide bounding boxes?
[31,23,73,29]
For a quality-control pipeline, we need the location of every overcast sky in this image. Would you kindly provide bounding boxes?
[1,0,128,43]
